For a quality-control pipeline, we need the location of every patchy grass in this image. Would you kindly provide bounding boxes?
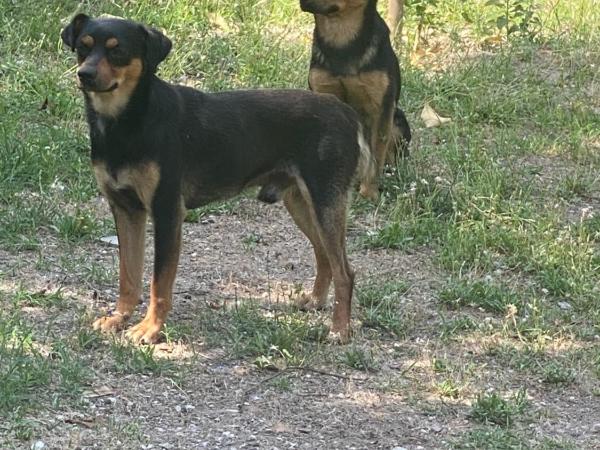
[470,388,529,427]
[1,0,599,448]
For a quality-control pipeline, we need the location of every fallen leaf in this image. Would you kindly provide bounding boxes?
[421,103,452,128]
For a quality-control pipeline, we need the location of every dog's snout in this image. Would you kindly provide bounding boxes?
[77,66,97,85]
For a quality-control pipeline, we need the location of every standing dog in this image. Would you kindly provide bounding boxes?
[300,0,411,200]
[61,14,373,344]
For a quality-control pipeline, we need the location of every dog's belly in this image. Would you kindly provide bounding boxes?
[182,168,294,210]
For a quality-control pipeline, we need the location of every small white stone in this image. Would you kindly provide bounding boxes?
[31,442,46,450]
[558,301,572,310]
[100,235,119,247]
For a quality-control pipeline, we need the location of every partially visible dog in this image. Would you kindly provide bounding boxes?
[61,14,374,344]
[300,0,411,200]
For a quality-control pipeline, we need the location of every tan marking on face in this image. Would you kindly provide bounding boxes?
[93,160,160,211]
[88,57,143,117]
[80,34,94,47]
[313,0,368,47]
[105,37,119,49]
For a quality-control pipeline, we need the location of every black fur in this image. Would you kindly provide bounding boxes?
[61,14,364,342]
[303,0,411,158]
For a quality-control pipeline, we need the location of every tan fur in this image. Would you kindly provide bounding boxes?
[284,176,353,342]
[93,206,147,333]
[127,202,184,343]
[87,57,143,118]
[93,160,161,211]
[310,68,392,198]
[356,124,376,184]
[309,68,345,99]
[105,37,119,49]
[80,34,94,47]
[314,0,368,47]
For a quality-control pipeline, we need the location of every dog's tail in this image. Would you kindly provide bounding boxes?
[355,123,376,184]
[392,107,411,159]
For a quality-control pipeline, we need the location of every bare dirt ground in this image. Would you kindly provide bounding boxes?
[2,197,600,449]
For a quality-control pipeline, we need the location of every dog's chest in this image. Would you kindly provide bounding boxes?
[93,161,161,211]
[309,68,390,117]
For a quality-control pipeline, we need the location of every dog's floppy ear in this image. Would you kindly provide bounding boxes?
[61,13,90,51]
[142,25,172,73]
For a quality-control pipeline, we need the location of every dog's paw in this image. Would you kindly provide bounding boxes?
[359,183,379,202]
[126,318,163,344]
[327,326,351,345]
[93,313,128,333]
[326,318,359,345]
[295,292,327,311]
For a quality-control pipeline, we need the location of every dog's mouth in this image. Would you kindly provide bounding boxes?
[81,82,119,93]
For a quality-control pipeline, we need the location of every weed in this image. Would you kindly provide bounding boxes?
[12,285,64,308]
[486,0,541,41]
[436,379,461,398]
[470,388,528,426]
[223,303,325,366]
[439,279,519,313]
[357,281,411,336]
[452,427,527,449]
[541,361,575,384]
[340,346,378,372]
[110,340,173,375]
[440,314,478,339]
[52,208,102,242]
[0,312,51,414]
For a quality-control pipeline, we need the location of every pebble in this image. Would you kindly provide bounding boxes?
[99,235,119,247]
[31,442,46,450]
[558,301,572,310]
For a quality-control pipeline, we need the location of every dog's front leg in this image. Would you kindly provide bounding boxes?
[94,205,147,333]
[126,197,184,344]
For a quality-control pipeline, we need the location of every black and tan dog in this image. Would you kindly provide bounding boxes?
[300,0,411,200]
[61,14,373,344]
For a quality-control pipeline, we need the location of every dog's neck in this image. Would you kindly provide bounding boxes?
[314,2,376,49]
[85,74,153,134]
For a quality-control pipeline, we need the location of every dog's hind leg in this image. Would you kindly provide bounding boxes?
[298,182,354,343]
[284,185,332,310]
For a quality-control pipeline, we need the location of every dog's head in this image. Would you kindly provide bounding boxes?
[299,0,370,16]
[61,14,171,116]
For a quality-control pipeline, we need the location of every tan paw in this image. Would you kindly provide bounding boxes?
[359,183,379,202]
[93,313,129,333]
[328,321,352,345]
[295,292,327,311]
[126,318,163,344]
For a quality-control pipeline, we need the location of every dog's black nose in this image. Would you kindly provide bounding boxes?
[77,67,96,86]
